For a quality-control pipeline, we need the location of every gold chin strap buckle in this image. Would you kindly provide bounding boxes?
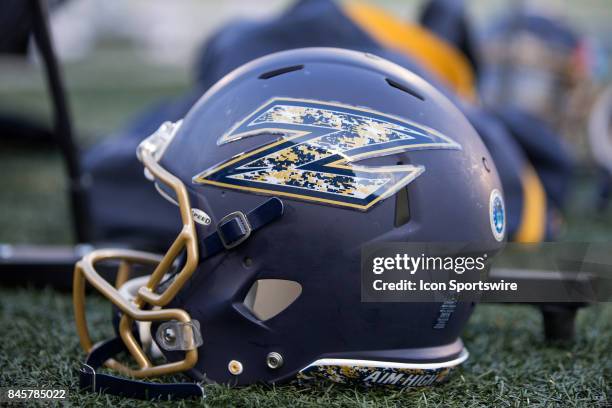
[73,121,203,378]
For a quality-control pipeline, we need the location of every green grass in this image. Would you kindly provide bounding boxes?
[1,28,611,408]
[0,287,610,407]
[0,44,187,244]
[0,44,190,142]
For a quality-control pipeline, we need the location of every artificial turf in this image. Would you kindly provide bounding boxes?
[0,287,610,407]
[1,22,611,408]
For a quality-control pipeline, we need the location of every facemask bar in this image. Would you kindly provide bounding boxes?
[73,121,202,378]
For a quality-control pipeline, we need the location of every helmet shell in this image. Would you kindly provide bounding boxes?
[156,48,505,385]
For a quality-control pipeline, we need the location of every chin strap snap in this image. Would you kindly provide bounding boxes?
[78,337,205,400]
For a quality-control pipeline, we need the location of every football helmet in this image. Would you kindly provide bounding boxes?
[481,12,589,128]
[73,48,505,399]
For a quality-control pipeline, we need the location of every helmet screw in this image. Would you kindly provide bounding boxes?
[266,352,284,369]
[162,327,176,345]
[228,360,243,375]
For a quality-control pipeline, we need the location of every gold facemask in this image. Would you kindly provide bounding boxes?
[73,121,204,378]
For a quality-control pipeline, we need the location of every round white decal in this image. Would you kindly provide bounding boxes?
[489,189,505,242]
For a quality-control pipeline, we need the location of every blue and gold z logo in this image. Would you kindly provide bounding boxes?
[193,98,461,211]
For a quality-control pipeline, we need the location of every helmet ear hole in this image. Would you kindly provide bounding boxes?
[243,279,302,321]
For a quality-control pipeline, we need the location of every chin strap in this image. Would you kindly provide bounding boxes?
[79,337,205,400]
[201,197,284,255]
[77,197,285,400]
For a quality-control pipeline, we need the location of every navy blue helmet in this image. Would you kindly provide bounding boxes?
[84,0,540,248]
[74,48,505,398]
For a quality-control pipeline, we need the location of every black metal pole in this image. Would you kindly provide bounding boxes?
[28,0,90,243]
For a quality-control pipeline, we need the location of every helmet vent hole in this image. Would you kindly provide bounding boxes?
[385,78,425,101]
[394,160,411,227]
[482,157,491,173]
[394,186,411,227]
[259,65,304,79]
[243,279,302,321]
